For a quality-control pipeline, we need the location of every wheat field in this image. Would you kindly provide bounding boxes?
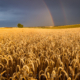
[0,28,80,80]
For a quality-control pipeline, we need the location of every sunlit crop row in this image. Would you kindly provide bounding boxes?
[0,28,80,80]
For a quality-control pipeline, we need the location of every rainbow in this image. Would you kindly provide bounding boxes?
[42,0,55,26]
[59,0,67,25]
[43,0,67,26]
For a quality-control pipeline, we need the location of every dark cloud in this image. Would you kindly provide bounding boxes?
[0,0,80,27]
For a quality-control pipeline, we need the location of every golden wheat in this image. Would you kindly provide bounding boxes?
[0,28,80,80]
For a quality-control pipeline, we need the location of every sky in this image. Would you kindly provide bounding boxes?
[0,0,80,27]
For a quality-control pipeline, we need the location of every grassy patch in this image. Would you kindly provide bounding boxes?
[26,24,80,29]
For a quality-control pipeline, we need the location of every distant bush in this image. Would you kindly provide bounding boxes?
[17,23,23,28]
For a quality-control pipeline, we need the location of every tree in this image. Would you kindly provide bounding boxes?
[17,23,23,28]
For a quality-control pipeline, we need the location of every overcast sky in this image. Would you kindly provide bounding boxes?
[0,0,80,27]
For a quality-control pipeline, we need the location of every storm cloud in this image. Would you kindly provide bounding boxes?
[0,0,80,27]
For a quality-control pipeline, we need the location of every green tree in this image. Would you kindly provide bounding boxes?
[17,23,23,28]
